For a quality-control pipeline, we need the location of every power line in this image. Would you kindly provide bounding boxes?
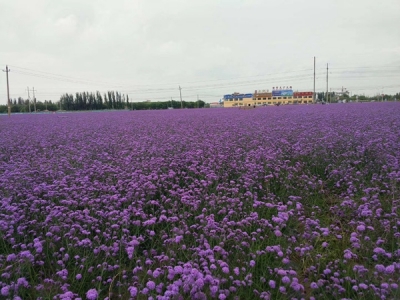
[9,65,124,87]
[10,68,319,91]
[8,63,399,94]
[9,64,316,87]
[9,69,309,94]
[329,65,400,70]
[19,70,398,96]
[11,70,119,87]
[3,63,400,101]
[7,62,400,86]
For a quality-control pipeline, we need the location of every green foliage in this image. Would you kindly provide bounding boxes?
[130,100,206,110]
[0,100,58,113]
[57,91,206,111]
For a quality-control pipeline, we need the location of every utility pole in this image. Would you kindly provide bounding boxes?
[197,94,199,108]
[179,86,183,109]
[32,87,37,112]
[326,63,329,103]
[27,86,31,113]
[313,57,316,103]
[2,65,11,117]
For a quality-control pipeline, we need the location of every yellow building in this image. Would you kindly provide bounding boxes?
[223,89,314,107]
[223,92,254,108]
[253,90,273,106]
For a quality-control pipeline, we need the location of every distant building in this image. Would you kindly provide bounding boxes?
[210,102,223,108]
[223,88,313,108]
[223,92,254,108]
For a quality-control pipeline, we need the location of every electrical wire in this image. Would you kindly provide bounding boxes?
[2,63,399,101]
[9,64,315,87]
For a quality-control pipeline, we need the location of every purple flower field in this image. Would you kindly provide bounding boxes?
[1,103,400,299]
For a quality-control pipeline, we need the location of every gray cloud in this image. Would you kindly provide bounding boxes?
[1,0,399,103]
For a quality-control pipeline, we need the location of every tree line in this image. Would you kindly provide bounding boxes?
[130,99,206,110]
[2,90,398,113]
[0,98,58,113]
[60,91,207,110]
[316,92,400,102]
[60,91,127,110]
[0,90,207,113]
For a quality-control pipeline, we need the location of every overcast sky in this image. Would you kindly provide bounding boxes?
[1,0,399,104]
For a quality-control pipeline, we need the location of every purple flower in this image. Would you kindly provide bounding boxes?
[356,225,366,232]
[174,266,183,274]
[126,246,135,259]
[373,247,386,254]
[175,236,183,243]
[129,286,138,297]
[282,258,290,264]
[359,283,368,290]
[6,254,16,262]
[375,264,385,273]
[17,277,29,288]
[20,250,34,262]
[2,103,400,300]
[195,278,205,289]
[57,269,68,279]
[310,282,318,289]
[60,292,74,299]
[290,282,304,291]
[1,286,9,296]
[147,281,156,290]
[269,280,276,288]
[86,289,98,300]
[381,283,389,289]
[277,269,287,276]
[323,269,331,275]
[218,294,226,300]
[344,249,354,259]
[282,276,290,284]
[210,285,218,295]
[385,265,395,274]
